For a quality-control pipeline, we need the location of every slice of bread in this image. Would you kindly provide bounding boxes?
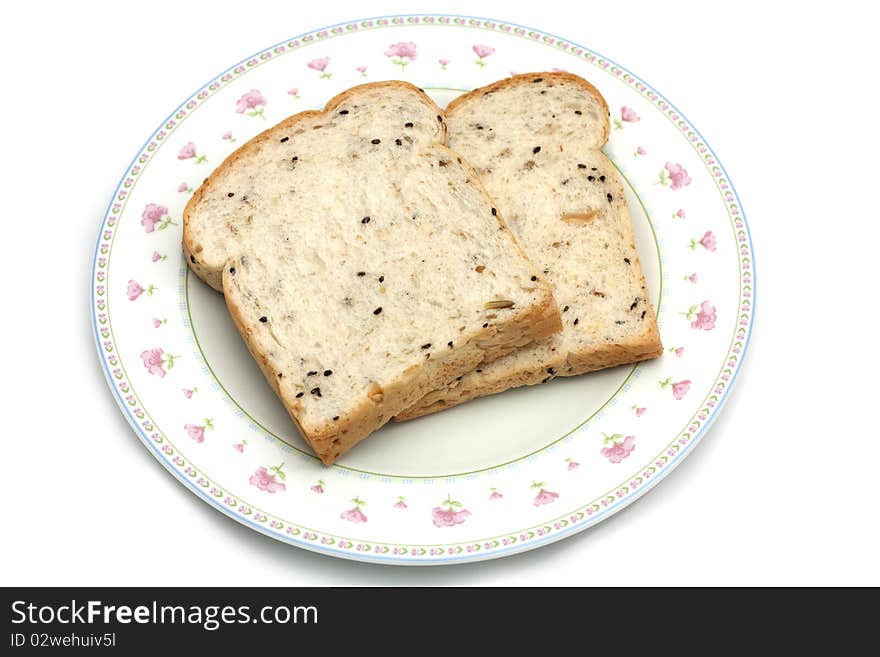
[396,73,662,420]
[183,82,561,464]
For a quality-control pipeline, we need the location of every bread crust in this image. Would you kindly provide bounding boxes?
[396,72,662,421]
[183,81,561,463]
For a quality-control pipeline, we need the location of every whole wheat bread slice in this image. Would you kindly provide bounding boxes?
[396,73,662,420]
[183,82,561,463]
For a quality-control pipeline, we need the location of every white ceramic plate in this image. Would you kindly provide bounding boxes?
[92,14,755,564]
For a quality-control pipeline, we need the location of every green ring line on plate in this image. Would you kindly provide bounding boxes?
[93,14,752,562]
[182,143,663,479]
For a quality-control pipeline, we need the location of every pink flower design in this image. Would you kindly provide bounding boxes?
[660,162,692,190]
[600,435,636,463]
[566,458,580,471]
[675,208,687,220]
[177,182,189,193]
[432,495,471,527]
[675,347,685,357]
[141,348,167,377]
[621,106,640,122]
[432,507,471,527]
[141,203,171,233]
[152,317,163,328]
[221,130,234,141]
[177,142,196,159]
[631,405,647,417]
[684,300,717,330]
[672,380,691,399]
[184,421,213,443]
[695,230,717,252]
[182,387,196,399]
[127,280,144,300]
[489,488,503,500]
[232,442,245,453]
[249,464,286,493]
[635,146,648,157]
[235,89,267,118]
[438,58,450,69]
[151,251,163,262]
[394,496,407,509]
[531,482,559,506]
[384,42,417,70]
[287,88,300,98]
[311,480,325,494]
[472,44,495,66]
[340,497,367,523]
[308,57,331,78]
[356,65,368,76]
[660,377,692,399]
[688,273,698,283]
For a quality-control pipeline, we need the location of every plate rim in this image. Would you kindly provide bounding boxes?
[90,12,757,565]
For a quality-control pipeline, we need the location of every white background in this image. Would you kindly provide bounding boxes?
[2,0,878,586]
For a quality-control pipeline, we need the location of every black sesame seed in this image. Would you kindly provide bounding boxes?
[333,416,340,421]
[533,146,541,154]
[373,307,382,315]
[624,257,631,264]
[615,320,627,325]
[482,322,489,328]
[630,301,638,311]
[476,124,484,130]
[292,156,299,161]
[578,163,587,169]
[563,305,569,312]
[280,136,289,142]
[436,115,443,122]
[259,316,267,323]
[378,275,384,283]
[533,77,543,83]
[339,109,349,115]
[587,175,595,181]
[227,192,234,197]
[229,267,235,274]
[574,110,583,115]
[491,207,497,216]
[395,138,402,146]
[447,341,453,348]
[530,275,538,282]
[295,392,304,398]
[361,216,371,224]
[574,318,580,325]
[591,167,597,171]
[310,387,322,397]
[371,138,381,144]
[541,377,550,384]
[357,271,366,276]
[190,255,196,264]
[404,122,413,128]
[607,193,614,203]
[323,369,333,376]
[641,310,647,319]
[456,376,463,381]
[599,175,606,182]
[421,343,431,349]
[307,371,317,376]
[476,369,482,373]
